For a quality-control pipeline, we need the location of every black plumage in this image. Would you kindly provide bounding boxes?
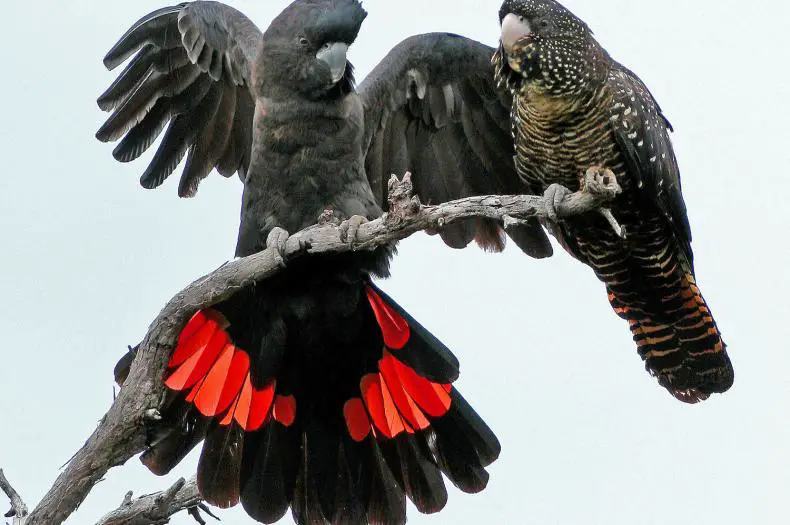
[99,1,516,523]
[493,0,733,402]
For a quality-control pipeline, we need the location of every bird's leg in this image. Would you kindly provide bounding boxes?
[339,215,369,246]
[542,183,573,223]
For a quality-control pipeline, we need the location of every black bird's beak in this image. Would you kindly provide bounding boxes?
[501,13,532,54]
[316,42,348,83]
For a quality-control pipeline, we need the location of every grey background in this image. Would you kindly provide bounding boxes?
[1,0,788,523]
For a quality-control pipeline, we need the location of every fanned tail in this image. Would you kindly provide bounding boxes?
[117,277,499,524]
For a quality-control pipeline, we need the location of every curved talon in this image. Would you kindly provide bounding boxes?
[266,227,290,267]
[339,215,369,245]
[543,183,572,223]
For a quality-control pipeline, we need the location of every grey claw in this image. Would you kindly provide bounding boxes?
[296,237,312,252]
[543,183,571,222]
[339,215,369,245]
[266,226,290,267]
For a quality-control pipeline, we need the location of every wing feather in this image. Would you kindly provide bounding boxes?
[359,33,552,258]
[607,62,693,268]
[97,1,262,196]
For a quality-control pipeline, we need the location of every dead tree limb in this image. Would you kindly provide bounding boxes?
[22,171,620,525]
[0,469,28,525]
[94,476,217,525]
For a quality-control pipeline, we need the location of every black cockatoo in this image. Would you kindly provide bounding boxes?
[492,0,733,402]
[97,1,543,523]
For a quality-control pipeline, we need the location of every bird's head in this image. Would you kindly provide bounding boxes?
[258,0,367,99]
[493,0,606,96]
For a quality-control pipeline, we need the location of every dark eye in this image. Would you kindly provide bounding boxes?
[298,36,309,46]
[539,19,550,29]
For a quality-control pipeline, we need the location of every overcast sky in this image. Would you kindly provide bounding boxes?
[1,0,789,524]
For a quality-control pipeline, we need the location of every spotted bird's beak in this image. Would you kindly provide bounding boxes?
[501,13,532,54]
[316,42,348,84]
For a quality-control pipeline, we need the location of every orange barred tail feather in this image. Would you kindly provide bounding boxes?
[124,279,499,525]
[607,268,733,403]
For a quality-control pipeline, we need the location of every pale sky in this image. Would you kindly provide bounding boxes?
[1,1,789,524]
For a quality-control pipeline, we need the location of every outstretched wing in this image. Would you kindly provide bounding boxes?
[359,33,552,257]
[96,2,262,197]
[607,62,693,270]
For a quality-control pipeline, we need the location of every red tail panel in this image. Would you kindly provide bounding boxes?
[386,354,451,418]
[165,308,289,432]
[244,380,277,431]
[233,375,276,431]
[366,286,409,349]
[361,373,407,438]
[378,353,431,431]
[343,398,372,442]
[176,311,209,346]
[272,395,296,427]
[339,287,455,443]
[165,328,228,391]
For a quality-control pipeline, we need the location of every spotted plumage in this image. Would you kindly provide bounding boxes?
[494,0,733,402]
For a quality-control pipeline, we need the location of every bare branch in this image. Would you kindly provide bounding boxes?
[0,469,28,524]
[23,174,620,525]
[94,477,213,525]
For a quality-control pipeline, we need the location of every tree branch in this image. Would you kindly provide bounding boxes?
[94,476,218,525]
[22,171,620,525]
[0,469,28,524]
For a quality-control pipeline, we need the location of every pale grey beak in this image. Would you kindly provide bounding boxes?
[501,13,532,52]
[316,42,348,83]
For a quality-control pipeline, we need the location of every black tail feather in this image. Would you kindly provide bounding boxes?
[392,434,448,514]
[240,423,300,523]
[197,422,244,508]
[295,418,341,523]
[431,391,500,493]
[140,417,209,476]
[367,439,407,525]
[140,396,209,476]
[334,437,369,525]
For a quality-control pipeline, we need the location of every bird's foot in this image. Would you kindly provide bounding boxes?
[266,227,290,268]
[339,215,368,245]
[581,167,625,238]
[582,166,620,196]
[542,183,573,222]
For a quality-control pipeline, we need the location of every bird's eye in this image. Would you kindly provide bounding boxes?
[539,19,550,29]
[298,36,309,46]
